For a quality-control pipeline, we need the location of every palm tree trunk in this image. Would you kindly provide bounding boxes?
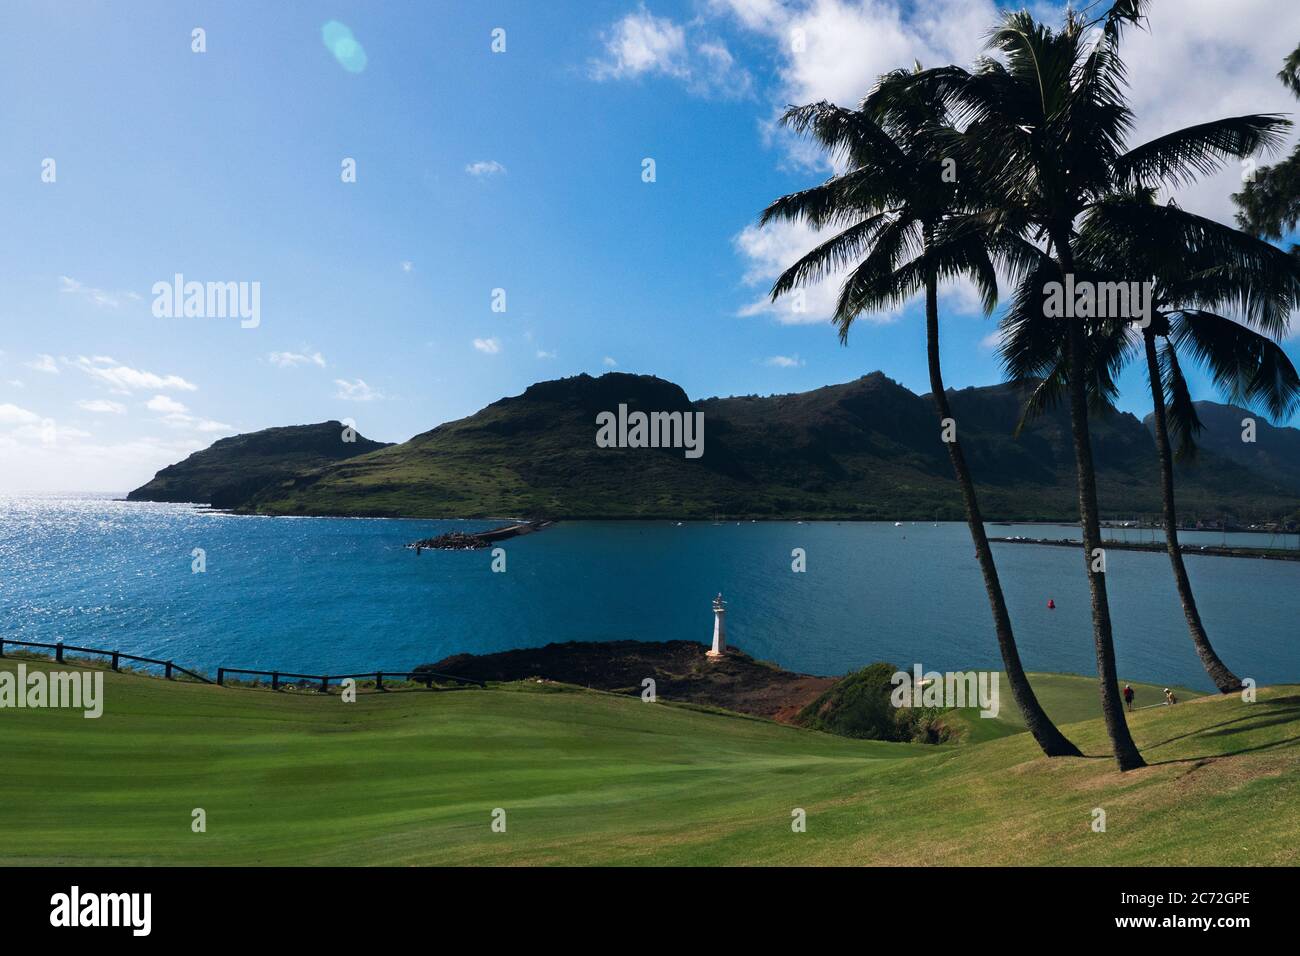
[1143,331,1243,692]
[923,266,1081,757]
[1056,235,1146,771]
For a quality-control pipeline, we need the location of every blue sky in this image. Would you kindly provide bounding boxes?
[2,0,1299,491]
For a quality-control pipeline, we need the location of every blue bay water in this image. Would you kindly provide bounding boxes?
[1,494,1296,691]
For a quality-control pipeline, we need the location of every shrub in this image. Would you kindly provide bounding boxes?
[795,662,950,743]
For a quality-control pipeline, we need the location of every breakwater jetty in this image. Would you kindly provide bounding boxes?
[409,519,554,552]
[990,536,1300,562]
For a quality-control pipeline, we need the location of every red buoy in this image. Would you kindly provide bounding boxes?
[1047,599,1056,609]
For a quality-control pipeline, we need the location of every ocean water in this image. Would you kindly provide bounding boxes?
[1,494,1296,691]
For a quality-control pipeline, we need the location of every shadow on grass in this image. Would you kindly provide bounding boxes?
[1142,699,1300,751]
[1146,734,1300,766]
[1066,698,1300,765]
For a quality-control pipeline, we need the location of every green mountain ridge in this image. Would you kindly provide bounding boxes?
[126,420,390,507]
[1144,401,1300,496]
[129,372,1300,521]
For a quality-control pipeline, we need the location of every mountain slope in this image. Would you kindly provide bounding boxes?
[127,421,390,507]
[234,372,1297,520]
[1144,401,1300,499]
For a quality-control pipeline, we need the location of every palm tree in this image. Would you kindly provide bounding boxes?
[1234,41,1300,239]
[759,73,1081,758]
[1004,191,1300,694]
[907,0,1287,769]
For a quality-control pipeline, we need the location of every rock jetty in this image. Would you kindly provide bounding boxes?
[409,520,554,552]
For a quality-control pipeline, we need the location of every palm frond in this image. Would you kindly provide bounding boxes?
[778,101,907,169]
[1160,341,1202,461]
[1114,114,1291,190]
[1279,41,1300,99]
[1232,143,1300,240]
[769,212,892,300]
[1171,310,1300,420]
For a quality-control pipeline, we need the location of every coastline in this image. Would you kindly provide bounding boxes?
[991,535,1300,562]
[419,639,836,724]
[105,491,1294,533]
[114,494,1300,543]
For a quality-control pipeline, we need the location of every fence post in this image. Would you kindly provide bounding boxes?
[320,675,329,693]
[376,671,384,692]
[55,640,64,663]
[271,671,279,691]
[111,651,119,671]
[0,639,5,657]
[217,668,224,686]
[165,661,173,680]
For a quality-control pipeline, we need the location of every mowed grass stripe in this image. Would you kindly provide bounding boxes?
[1,660,1296,865]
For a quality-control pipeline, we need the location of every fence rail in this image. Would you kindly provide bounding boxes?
[0,639,484,692]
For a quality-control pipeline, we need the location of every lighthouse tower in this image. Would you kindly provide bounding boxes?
[707,593,727,658]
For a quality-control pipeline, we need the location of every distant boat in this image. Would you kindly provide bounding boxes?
[894,521,903,527]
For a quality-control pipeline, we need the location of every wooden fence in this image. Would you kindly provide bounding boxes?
[0,638,483,691]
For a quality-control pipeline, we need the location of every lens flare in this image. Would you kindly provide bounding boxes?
[321,21,367,73]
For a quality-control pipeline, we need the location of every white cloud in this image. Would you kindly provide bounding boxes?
[1119,0,1300,223]
[602,356,619,366]
[718,1,997,322]
[473,337,502,355]
[765,354,805,367]
[8,420,82,445]
[138,390,228,433]
[68,356,197,393]
[25,354,58,374]
[77,399,126,414]
[694,41,754,97]
[592,6,689,80]
[0,403,41,426]
[712,0,996,162]
[0,432,209,494]
[734,218,880,324]
[153,403,232,434]
[0,403,65,449]
[724,0,1300,321]
[400,260,414,273]
[727,0,1300,325]
[591,6,752,97]
[536,349,557,359]
[58,275,138,309]
[268,350,326,369]
[145,394,188,415]
[466,160,507,177]
[335,378,382,401]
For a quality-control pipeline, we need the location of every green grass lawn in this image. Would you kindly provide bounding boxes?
[1,659,1296,866]
[946,673,1204,744]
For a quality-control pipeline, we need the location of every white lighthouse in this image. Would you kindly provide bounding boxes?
[707,592,727,658]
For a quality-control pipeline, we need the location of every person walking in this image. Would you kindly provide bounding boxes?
[1123,684,1134,712]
